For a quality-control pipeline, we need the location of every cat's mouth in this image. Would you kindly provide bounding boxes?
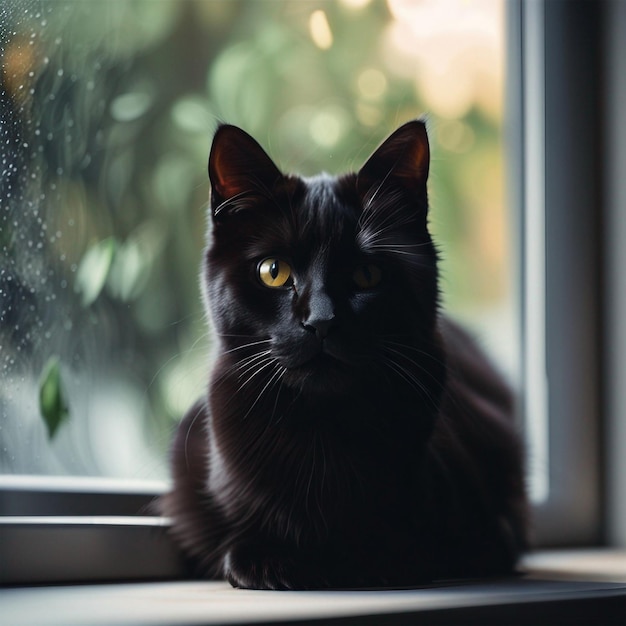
[302,350,339,368]
[284,337,352,368]
[284,360,346,394]
[279,341,359,394]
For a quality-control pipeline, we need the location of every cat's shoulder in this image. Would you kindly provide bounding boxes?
[438,313,514,418]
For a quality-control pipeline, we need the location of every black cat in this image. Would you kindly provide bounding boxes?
[161,120,528,590]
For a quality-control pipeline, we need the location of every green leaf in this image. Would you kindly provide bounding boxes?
[39,357,70,440]
[75,238,117,306]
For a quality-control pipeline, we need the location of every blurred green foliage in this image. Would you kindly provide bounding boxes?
[0,0,509,476]
[38,357,69,440]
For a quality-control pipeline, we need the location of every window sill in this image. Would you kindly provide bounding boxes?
[0,515,185,584]
[1,551,625,626]
[523,548,626,583]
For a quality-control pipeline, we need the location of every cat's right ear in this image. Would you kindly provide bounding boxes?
[356,119,430,198]
[208,125,282,216]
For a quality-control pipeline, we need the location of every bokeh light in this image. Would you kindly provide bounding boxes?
[0,0,512,478]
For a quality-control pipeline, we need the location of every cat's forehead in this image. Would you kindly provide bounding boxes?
[295,173,358,234]
[300,173,339,207]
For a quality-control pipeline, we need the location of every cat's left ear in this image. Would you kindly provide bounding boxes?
[356,120,430,197]
[208,124,282,212]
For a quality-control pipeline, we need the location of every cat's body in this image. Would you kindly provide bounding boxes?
[161,121,528,590]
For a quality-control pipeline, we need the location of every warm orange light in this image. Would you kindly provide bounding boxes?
[384,0,503,120]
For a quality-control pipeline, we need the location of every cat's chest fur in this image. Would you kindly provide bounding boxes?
[208,364,423,499]
[207,401,426,572]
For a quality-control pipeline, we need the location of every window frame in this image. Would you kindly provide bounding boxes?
[604,0,626,548]
[0,476,184,584]
[510,0,610,547]
[1,0,624,586]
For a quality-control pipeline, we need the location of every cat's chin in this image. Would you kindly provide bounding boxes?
[282,354,356,396]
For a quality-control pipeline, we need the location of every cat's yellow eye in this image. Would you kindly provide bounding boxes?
[258,258,293,288]
[353,264,382,289]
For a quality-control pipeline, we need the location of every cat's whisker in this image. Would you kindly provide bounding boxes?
[379,343,446,394]
[314,434,330,539]
[215,332,266,340]
[380,339,449,371]
[234,353,275,387]
[242,361,285,420]
[368,247,425,258]
[213,189,257,218]
[363,236,429,251]
[358,213,420,251]
[223,357,275,396]
[357,181,386,226]
[359,187,408,227]
[304,436,317,521]
[358,209,402,243]
[362,216,417,245]
[183,402,207,476]
[382,356,431,401]
[222,339,272,355]
[268,366,287,425]
[377,351,440,411]
[231,349,272,371]
[147,330,212,390]
[364,203,409,234]
[368,241,431,249]
[317,432,328,503]
[358,176,405,228]
[380,340,438,363]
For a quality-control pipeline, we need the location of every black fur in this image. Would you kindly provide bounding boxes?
[161,121,528,590]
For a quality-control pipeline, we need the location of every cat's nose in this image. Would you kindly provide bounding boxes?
[302,315,337,340]
[301,286,336,339]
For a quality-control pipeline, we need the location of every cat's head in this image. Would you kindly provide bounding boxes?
[204,121,441,397]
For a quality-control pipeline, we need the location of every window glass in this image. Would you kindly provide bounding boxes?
[0,0,513,478]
